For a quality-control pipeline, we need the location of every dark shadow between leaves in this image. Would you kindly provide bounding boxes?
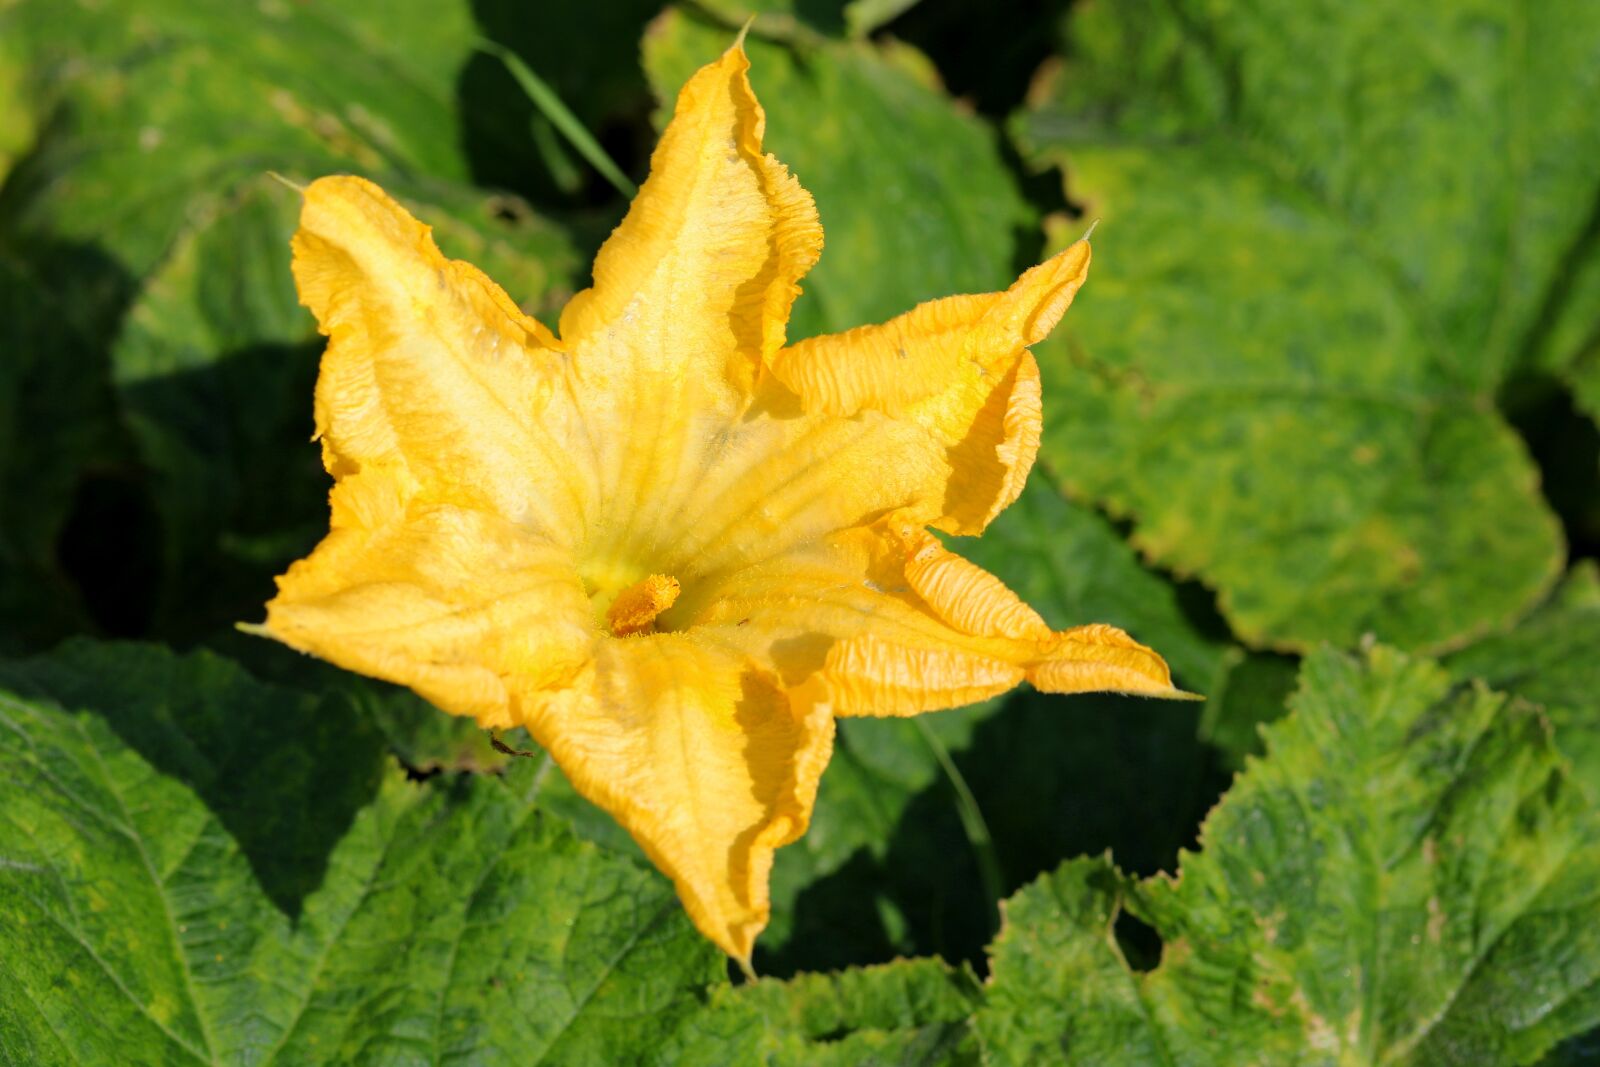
[0,231,141,654]
[459,0,661,212]
[0,640,389,919]
[1540,1024,1600,1066]
[113,339,331,647]
[884,0,1080,120]
[759,848,908,977]
[758,688,1226,977]
[1500,373,1600,562]
[55,472,164,638]
[1113,907,1162,972]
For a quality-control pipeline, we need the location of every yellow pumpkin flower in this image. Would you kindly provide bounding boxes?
[257,41,1187,964]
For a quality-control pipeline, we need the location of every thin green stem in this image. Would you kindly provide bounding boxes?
[474,39,638,199]
[913,717,1005,933]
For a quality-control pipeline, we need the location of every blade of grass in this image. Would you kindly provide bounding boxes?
[914,716,1004,935]
[475,39,637,199]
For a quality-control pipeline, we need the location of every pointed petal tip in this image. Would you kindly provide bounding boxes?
[235,620,272,638]
[1004,237,1091,349]
[1131,683,1205,702]
[238,617,310,656]
[1048,232,1093,272]
[1024,622,1191,700]
[732,14,757,50]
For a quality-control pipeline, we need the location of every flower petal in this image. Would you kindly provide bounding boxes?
[555,42,823,565]
[517,635,834,963]
[654,404,948,581]
[557,43,821,366]
[680,515,1185,718]
[261,468,592,729]
[292,176,591,544]
[769,239,1091,533]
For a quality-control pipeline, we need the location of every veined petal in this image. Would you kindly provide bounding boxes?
[887,518,1050,640]
[516,636,834,963]
[261,469,593,729]
[655,399,949,581]
[1031,624,1193,697]
[557,44,821,365]
[821,636,1026,716]
[770,239,1091,534]
[293,176,590,544]
[555,43,823,564]
[682,516,1185,719]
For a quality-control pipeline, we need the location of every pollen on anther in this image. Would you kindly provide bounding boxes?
[606,574,681,636]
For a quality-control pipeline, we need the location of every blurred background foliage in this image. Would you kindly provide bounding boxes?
[1,0,1598,1063]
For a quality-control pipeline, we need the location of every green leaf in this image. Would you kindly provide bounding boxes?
[0,35,34,184]
[2,0,491,269]
[977,646,1600,1066]
[1012,0,1599,651]
[1446,562,1600,794]
[662,958,981,1066]
[0,641,724,1064]
[643,8,1034,343]
[760,700,994,972]
[1540,1027,1600,1067]
[0,639,388,916]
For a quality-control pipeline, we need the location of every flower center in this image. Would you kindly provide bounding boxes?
[603,573,681,637]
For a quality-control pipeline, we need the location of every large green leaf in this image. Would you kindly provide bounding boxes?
[1197,562,1600,776]
[1012,0,1600,652]
[642,9,1034,343]
[0,34,32,184]
[977,646,1600,1065]
[0,0,492,270]
[0,641,725,1064]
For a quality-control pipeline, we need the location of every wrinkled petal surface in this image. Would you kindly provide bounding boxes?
[523,639,833,961]
[770,241,1090,534]
[676,518,1184,720]
[261,41,1185,961]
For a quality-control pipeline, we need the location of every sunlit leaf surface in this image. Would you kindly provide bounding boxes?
[1014,0,1599,651]
[979,647,1600,1066]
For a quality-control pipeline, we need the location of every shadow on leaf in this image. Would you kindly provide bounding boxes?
[0,639,387,918]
